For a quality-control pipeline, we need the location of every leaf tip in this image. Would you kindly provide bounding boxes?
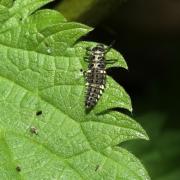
[139,128,150,141]
[85,25,94,33]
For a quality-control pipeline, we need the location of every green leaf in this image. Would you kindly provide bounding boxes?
[0,0,149,179]
[0,0,13,8]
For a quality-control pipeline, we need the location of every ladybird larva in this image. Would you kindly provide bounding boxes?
[85,43,110,109]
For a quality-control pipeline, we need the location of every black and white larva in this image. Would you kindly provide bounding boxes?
[84,43,115,109]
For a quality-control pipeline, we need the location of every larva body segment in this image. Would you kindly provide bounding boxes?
[85,44,107,109]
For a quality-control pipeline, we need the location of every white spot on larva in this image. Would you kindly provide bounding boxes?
[99,70,106,73]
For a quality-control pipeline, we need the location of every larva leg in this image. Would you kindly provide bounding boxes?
[86,47,92,51]
[84,57,89,62]
[83,70,87,77]
[106,59,117,64]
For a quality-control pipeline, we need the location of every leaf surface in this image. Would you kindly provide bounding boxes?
[0,1,149,179]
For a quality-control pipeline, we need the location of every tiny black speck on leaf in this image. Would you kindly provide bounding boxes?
[36,110,42,116]
[16,166,21,172]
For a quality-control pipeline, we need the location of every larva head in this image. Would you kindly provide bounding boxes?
[92,44,105,54]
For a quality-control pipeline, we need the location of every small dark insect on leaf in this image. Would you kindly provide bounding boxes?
[36,110,42,116]
[30,126,38,135]
[16,166,21,172]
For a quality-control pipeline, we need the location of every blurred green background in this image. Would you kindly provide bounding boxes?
[47,0,180,179]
